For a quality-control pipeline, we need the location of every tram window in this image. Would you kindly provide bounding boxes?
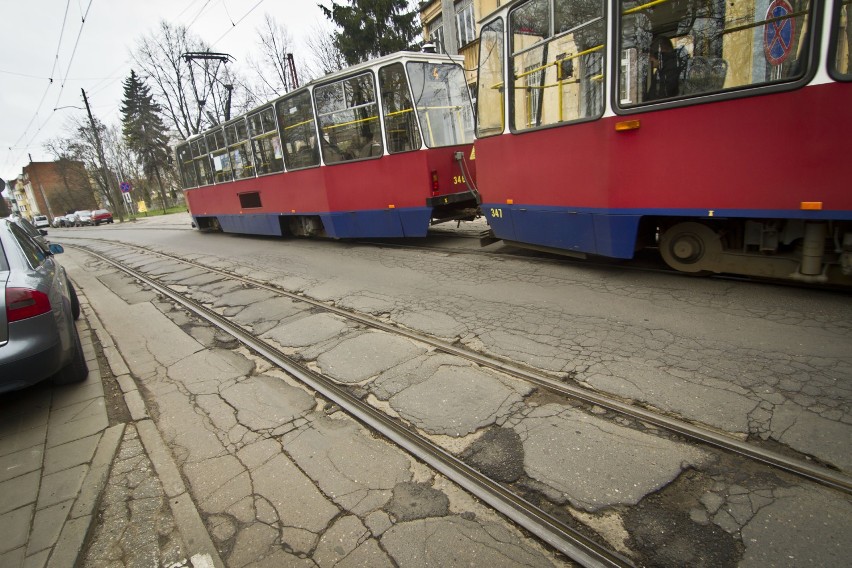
[831,1,852,80]
[379,63,421,153]
[248,106,285,175]
[315,72,383,164]
[190,138,213,186]
[224,120,255,180]
[618,0,815,107]
[176,144,197,189]
[407,62,474,147]
[477,19,506,137]
[509,0,605,132]
[205,128,232,183]
[276,91,320,170]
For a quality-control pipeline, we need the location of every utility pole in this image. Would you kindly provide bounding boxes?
[440,0,459,55]
[81,88,123,221]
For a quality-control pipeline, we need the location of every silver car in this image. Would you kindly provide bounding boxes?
[1,217,87,393]
[74,210,93,226]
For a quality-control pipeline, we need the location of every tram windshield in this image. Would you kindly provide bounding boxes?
[406,62,474,147]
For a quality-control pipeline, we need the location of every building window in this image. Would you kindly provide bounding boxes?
[428,16,445,53]
[456,0,476,47]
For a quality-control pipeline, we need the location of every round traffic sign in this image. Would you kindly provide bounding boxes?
[764,0,796,65]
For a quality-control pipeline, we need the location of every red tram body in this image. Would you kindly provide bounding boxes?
[177,52,478,239]
[475,0,852,284]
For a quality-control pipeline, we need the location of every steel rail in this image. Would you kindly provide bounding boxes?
[73,240,852,494]
[82,247,634,568]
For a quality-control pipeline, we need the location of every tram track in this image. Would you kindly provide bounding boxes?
[68,238,852,498]
[73,242,632,568]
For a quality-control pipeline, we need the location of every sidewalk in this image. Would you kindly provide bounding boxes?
[0,286,219,568]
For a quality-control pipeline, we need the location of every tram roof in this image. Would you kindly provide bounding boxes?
[181,50,465,145]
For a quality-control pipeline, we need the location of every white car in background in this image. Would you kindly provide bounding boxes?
[33,215,49,230]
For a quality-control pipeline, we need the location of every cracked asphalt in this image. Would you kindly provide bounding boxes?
[52,214,852,567]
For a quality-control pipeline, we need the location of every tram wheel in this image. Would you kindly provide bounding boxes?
[659,222,721,274]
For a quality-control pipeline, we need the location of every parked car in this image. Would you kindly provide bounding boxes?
[0,217,87,394]
[73,210,93,226]
[52,216,64,228]
[63,213,77,227]
[33,215,49,230]
[92,209,114,225]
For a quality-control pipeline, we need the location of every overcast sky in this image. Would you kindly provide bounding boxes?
[1,0,332,186]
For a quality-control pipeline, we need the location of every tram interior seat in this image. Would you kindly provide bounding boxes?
[682,57,728,95]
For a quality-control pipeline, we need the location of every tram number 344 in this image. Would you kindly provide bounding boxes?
[453,175,466,185]
[490,208,504,219]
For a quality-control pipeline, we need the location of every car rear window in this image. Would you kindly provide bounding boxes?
[8,223,46,268]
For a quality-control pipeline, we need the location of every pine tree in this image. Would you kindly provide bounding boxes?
[320,0,419,66]
[120,70,172,212]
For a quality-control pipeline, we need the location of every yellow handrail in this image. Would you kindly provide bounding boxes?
[322,115,378,131]
[514,44,604,80]
[283,118,315,130]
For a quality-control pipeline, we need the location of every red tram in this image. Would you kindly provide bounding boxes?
[176,52,478,239]
[475,0,852,284]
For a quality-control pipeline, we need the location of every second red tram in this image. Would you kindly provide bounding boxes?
[475,0,852,284]
[176,51,478,240]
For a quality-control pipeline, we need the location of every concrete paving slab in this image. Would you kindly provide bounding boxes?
[381,516,557,567]
[389,365,528,437]
[48,397,106,428]
[42,433,100,476]
[317,332,426,384]
[249,453,339,534]
[167,349,255,394]
[45,412,108,449]
[0,425,47,459]
[0,470,40,514]
[50,381,104,411]
[219,375,316,432]
[516,404,710,512]
[0,504,33,554]
[27,500,73,555]
[280,416,412,516]
[0,394,50,431]
[0,446,44,483]
[36,465,88,510]
[263,312,349,348]
[0,547,25,568]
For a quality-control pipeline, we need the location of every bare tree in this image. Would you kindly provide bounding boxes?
[245,15,304,101]
[304,22,346,78]
[132,21,250,139]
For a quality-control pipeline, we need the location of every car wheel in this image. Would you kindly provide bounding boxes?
[53,324,89,385]
[68,279,81,320]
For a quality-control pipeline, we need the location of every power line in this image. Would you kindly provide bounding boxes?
[212,0,266,46]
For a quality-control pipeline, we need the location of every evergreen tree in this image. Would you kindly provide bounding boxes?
[320,0,419,66]
[120,70,172,212]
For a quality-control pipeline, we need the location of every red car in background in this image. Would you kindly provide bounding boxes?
[92,209,113,225]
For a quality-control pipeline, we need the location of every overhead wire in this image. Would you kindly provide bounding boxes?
[5,0,95,173]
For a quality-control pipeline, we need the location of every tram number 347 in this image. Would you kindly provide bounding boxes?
[489,208,504,219]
